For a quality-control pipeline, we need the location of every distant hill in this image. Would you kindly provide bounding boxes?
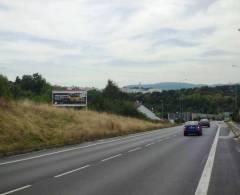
[125,82,206,90]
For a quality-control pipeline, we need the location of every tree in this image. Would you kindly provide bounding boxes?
[11,73,52,102]
[103,80,126,100]
[0,74,12,99]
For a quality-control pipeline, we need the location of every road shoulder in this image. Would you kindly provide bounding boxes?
[208,126,240,195]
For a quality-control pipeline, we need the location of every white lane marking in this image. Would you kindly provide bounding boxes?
[0,133,154,166]
[156,139,163,143]
[0,128,181,166]
[162,137,170,141]
[145,142,155,147]
[101,154,122,162]
[0,185,31,195]
[128,147,142,153]
[195,126,220,195]
[54,165,90,178]
[0,140,118,166]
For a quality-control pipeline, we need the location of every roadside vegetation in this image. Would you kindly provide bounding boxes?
[132,85,240,121]
[0,74,145,119]
[0,73,239,154]
[0,100,169,155]
[227,122,240,143]
[0,73,239,120]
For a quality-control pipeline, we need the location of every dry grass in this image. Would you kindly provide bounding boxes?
[227,122,240,143]
[0,100,171,155]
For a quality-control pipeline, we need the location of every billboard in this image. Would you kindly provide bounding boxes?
[52,90,87,107]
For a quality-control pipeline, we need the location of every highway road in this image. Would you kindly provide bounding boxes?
[0,121,239,195]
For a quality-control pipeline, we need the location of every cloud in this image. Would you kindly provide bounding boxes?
[201,49,240,57]
[0,0,239,87]
[0,31,78,48]
[183,0,218,15]
[0,3,9,11]
[0,66,7,70]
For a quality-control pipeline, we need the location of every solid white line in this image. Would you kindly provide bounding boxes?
[0,141,120,166]
[0,134,146,166]
[145,142,155,147]
[0,127,181,166]
[156,139,163,143]
[161,137,169,141]
[101,154,122,162]
[195,126,220,195]
[0,131,164,166]
[0,185,31,195]
[54,165,90,178]
[128,147,142,153]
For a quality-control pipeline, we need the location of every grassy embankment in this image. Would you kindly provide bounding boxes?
[227,122,240,143]
[0,100,171,156]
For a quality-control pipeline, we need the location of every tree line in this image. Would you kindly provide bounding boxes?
[0,73,52,102]
[0,74,145,119]
[0,73,239,121]
[131,85,240,121]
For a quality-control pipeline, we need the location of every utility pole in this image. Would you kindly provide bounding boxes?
[178,84,182,120]
[231,62,240,120]
[161,101,164,119]
[232,65,239,111]
[179,78,187,120]
[235,84,238,109]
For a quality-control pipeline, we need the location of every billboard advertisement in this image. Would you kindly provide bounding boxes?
[52,90,87,107]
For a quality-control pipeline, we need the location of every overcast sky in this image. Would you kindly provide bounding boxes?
[0,0,239,88]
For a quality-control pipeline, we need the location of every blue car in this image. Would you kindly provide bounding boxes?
[184,121,202,136]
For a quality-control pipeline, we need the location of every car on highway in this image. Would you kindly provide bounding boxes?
[184,121,202,136]
[199,119,210,128]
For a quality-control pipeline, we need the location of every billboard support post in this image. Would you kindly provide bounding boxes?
[85,91,88,111]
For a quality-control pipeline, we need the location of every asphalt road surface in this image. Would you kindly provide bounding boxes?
[0,121,239,195]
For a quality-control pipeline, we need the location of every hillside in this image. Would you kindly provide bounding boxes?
[0,100,169,155]
[125,82,204,90]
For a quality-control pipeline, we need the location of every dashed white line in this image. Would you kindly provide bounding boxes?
[195,126,220,195]
[0,185,31,195]
[54,165,90,178]
[145,142,155,147]
[128,147,142,153]
[0,128,181,166]
[161,137,169,141]
[0,140,120,166]
[101,154,122,162]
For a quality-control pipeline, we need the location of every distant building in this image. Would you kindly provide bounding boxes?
[121,87,162,94]
[223,112,232,120]
[168,112,223,122]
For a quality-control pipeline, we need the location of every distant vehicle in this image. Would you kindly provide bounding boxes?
[184,121,202,136]
[199,119,210,128]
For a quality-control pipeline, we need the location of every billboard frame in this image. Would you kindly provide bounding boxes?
[52,90,87,107]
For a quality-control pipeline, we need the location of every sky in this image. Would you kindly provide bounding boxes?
[0,0,239,88]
